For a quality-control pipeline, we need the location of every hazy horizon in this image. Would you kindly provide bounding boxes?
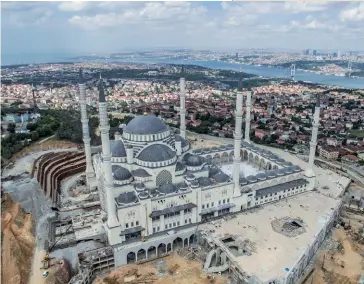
[1,1,363,57]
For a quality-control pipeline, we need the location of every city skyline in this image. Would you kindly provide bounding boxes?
[1,1,364,57]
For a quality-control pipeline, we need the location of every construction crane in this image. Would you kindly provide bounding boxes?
[41,224,73,269]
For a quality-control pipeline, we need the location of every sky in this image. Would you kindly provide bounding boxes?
[1,1,364,57]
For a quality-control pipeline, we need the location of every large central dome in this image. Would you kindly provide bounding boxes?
[124,114,168,135]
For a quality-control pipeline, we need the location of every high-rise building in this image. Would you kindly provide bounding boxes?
[313,50,317,56]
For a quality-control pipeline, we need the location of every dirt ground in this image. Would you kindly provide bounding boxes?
[10,139,78,162]
[187,137,222,149]
[94,253,228,284]
[1,193,35,284]
[303,227,364,284]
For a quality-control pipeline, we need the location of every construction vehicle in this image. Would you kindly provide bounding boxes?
[41,224,73,269]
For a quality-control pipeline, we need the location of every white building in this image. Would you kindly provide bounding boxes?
[71,72,333,284]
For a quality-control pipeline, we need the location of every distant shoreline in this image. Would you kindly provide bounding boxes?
[2,56,364,89]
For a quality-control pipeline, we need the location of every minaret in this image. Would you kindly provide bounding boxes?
[98,77,119,228]
[31,83,38,112]
[233,77,243,195]
[305,94,321,178]
[78,69,95,181]
[244,89,252,143]
[179,66,186,139]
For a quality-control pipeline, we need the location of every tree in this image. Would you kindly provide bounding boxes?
[31,131,39,141]
[7,123,16,133]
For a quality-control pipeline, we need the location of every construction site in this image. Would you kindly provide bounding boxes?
[1,135,364,284]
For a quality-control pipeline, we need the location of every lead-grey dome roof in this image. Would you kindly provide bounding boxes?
[124,114,168,134]
[117,191,137,204]
[158,183,177,194]
[132,168,151,177]
[208,166,219,177]
[186,155,204,167]
[176,162,186,171]
[111,140,126,157]
[112,165,132,180]
[198,177,212,187]
[137,144,176,162]
[213,172,229,183]
[175,134,189,147]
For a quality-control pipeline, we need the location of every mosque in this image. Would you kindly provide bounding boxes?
[75,68,326,281]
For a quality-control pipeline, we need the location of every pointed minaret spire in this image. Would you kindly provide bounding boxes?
[98,76,106,103]
[78,68,95,182]
[79,68,84,84]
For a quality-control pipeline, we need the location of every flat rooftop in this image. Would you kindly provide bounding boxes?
[258,145,351,198]
[200,191,341,282]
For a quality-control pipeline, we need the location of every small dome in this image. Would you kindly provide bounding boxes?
[190,180,199,188]
[256,173,267,180]
[213,172,229,183]
[112,165,132,181]
[283,167,293,174]
[240,177,248,184]
[292,165,302,172]
[246,175,258,182]
[276,169,285,176]
[117,191,137,204]
[208,166,219,177]
[158,183,177,195]
[111,140,126,157]
[182,153,192,162]
[211,147,219,152]
[186,155,204,167]
[137,144,176,162]
[175,162,186,171]
[178,182,188,191]
[186,173,195,181]
[175,134,189,148]
[135,183,146,191]
[138,190,149,199]
[193,149,202,154]
[132,168,151,177]
[124,114,168,135]
[266,170,277,178]
[276,158,285,164]
[115,131,121,136]
[202,148,210,153]
[197,177,212,187]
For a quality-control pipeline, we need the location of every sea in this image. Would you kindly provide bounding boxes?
[2,53,363,89]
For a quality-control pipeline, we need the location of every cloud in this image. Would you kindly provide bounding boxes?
[68,2,207,30]
[2,2,53,26]
[339,3,364,22]
[58,1,88,12]
[283,2,329,13]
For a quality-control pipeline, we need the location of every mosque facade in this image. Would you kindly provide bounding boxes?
[78,69,319,267]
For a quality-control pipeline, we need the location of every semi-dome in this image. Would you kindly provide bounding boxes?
[186,155,204,167]
[213,172,229,183]
[111,140,126,157]
[124,114,168,135]
[112,165,132,180]
[182,153,192,162]
[158,183,177,195]
[117,191,138,205]
[137,144,176,162]
[246,175,258,183]
[175,134,189,147]
[198,177,212,187]
[132,168,151,177]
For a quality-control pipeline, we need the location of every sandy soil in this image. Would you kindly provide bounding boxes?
[94,253,228,284]
[303,227,364,284]
[187,137,222,149]
[1,193,35,284]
